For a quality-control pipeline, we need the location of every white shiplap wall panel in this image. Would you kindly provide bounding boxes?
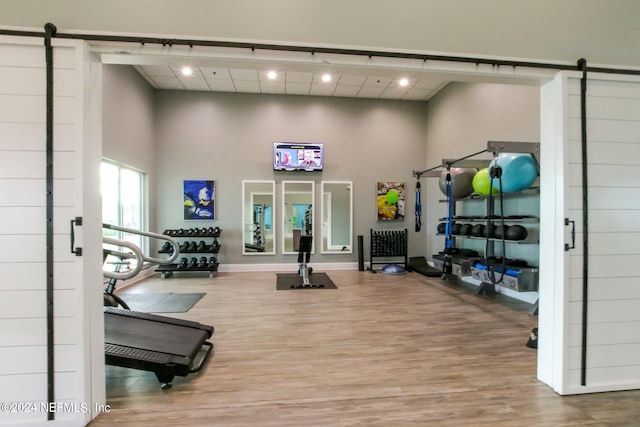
[0,344,79,375]
[569,343,640,368]
[0,289,78,318]
[0,178,74,209]
[0,94,45,122]
[568,321,640,346]
[564,75,640,393]
[0,261,74,292]
[0,317,78,347]
[0,207,46,234]
[569,300,640,323]
[568,365,640,389]
[569,277,640,302]
[0,122,76,151]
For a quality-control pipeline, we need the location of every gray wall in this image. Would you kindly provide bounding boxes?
[153,90,428,265]
[102,64,158,234]
[424,82,541,258]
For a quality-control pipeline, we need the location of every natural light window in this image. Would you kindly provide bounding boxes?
[101,160,145,254]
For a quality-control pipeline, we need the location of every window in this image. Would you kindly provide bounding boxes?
[101,160,146,255]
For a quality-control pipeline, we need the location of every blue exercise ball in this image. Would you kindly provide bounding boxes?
[489,153,538,193]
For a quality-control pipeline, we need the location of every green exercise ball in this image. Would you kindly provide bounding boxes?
[472,168,500,196]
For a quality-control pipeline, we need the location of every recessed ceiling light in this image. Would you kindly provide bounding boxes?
[267,70,277,80]
[399,78,409,87]
[181,67,193,76]
[322,73,331,83]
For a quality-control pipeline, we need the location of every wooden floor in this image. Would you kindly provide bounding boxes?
[90,270,640,426]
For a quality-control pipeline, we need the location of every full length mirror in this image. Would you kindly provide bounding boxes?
[282,181,314,254]
[321,181,353,254]
[242,180,275,255]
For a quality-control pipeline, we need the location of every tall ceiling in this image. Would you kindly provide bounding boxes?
[94,41,456,101]
[132,63,450,101]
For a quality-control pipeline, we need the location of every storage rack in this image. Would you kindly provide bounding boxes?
[369,228,408,271]
[156,227,221,278]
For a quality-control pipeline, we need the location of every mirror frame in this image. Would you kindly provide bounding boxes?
[242,180,276,255]
[281,180,315,255]
[320,181,353,254]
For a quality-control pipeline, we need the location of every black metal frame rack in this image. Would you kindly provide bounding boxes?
[369,228,408,270]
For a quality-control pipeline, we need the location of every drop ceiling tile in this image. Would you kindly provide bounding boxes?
[312,72,340,84]
[381,86,409,99]
[139,65,175,77]
[179,77,210,91]
[286,82,311,95]
[309,83,337,96]
[333,85,361,97]
[356,86,385,98]
[337,74,367,86]
[363,75,392,87]
[150,76,184,90]
[260,81,286,94]
[413,77,448,90]
[200,67,232,80]
[233,80,261,92]
[403,88,434,100]
[230,69,259,80]
[170,66,204,78]
[205,79,237,92]
[258,70,284,82]
[286,71,313,84]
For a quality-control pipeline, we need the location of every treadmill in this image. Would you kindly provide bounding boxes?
[102,225,215,389]
[104,307,213,389]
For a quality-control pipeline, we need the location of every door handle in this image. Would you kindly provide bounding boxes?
[564,218,575,251]
[70,216,83,256]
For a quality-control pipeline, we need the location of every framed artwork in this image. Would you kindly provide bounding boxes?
[183,180,215,220]
[377,181,405,221]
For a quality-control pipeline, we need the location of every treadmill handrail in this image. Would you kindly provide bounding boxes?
[103,223,180,265]
[103,236,144,281]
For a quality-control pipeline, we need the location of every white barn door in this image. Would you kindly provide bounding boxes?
[539,71,640,395]
[0,35,104,426]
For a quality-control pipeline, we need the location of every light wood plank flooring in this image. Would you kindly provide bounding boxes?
[90,270,640,426]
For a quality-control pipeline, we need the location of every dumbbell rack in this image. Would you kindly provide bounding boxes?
[369,228,408,271]
[156,227,222,278]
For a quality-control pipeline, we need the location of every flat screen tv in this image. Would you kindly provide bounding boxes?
[273,142,324,171]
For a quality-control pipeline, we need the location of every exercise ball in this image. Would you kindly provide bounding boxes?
[472,168,500,196]
[505,225,528,241]
[439,168,476,199]
[489,153,538,193]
